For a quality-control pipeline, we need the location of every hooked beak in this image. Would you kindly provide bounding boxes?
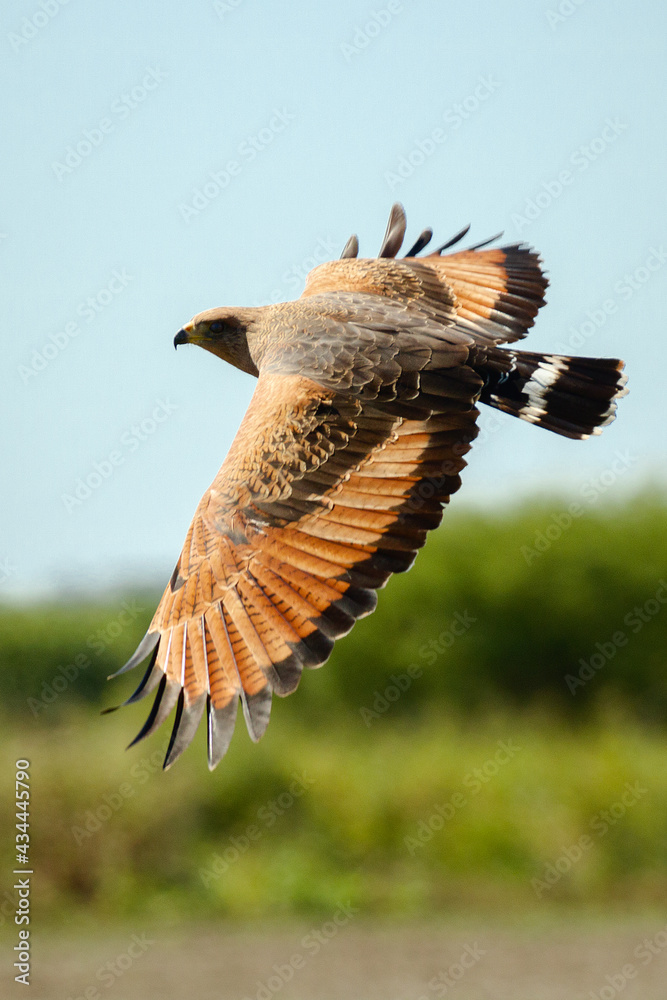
[174,322,195,349]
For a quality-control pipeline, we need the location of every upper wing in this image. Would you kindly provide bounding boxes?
[113,371,479,769]
[302,203,548,349]
[424,244,549,346]
[256,224,547,414]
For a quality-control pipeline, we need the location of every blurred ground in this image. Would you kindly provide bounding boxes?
[9,918,667,1000]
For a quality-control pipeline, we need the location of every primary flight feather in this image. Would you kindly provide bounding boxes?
[111,203,627,770]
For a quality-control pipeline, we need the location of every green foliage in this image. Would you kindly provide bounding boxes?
[1,492,666,925]
[0,594,154,718]
[3,492,666,728]
[322,490,667,723]
[1,709,665,927]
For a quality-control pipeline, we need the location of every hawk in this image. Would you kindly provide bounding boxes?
[110,204,627,769]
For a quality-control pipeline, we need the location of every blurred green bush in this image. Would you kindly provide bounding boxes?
[1,708,665,926]
[3,490,666,728]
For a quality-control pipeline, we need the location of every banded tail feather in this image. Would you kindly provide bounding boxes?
[476,348,628,440]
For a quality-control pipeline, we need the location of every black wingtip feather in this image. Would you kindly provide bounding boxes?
[404,228,433,257]
[241,686,272,743]
[162,689,185,768]
[207,696,239,770]
[108,630,159,679]
[297,628,335,667]
[163,692,207,770]
[127,676,180,749]
[271,651,306,694]
[339,585,379,619]
[432,224,471,254]
[463,232,504,252]
[341,234,359,259]
[379,203,407,258]
[121,648,161,705]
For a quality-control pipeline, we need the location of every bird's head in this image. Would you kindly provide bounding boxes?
[174,307,259,375]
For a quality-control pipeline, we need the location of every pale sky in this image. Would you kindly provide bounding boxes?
[2,0,665,599]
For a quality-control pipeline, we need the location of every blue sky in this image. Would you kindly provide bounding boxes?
[2,0,665,599]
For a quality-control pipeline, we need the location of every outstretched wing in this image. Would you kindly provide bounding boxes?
[114,371,479,769]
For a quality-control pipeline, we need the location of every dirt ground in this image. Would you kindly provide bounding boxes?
[8,917,667,1000]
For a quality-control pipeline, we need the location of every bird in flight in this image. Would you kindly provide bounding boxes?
[111,204,627,770]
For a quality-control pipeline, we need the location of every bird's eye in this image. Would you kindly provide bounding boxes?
[209,321,223,334]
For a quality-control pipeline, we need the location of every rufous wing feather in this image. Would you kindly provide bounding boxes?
[117,371,479,769]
